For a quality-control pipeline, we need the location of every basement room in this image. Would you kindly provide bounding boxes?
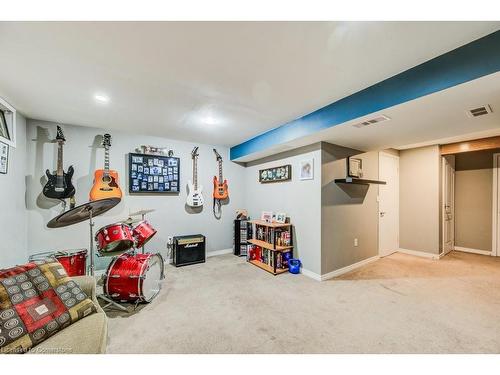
[0,14,499,364]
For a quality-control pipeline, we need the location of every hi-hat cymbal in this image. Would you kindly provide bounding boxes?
[129,208,155,216]
[121,217,142,225]
[47,198,121,228]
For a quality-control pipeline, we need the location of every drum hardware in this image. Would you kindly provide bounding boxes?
[46,198,127,312]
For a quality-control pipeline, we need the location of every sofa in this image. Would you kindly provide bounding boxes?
[29,276,108,354]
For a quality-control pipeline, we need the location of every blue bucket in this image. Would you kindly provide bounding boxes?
[289,259,301,274]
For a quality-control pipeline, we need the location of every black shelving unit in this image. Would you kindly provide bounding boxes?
[335,177,386,185]
[234,220,252,257]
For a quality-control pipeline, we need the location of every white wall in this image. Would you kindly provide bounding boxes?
[243,148,322,275]
[25,120,245,270]
[0,113,27,268]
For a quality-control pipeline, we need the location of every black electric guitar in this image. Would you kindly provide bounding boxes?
[43,126,76,200]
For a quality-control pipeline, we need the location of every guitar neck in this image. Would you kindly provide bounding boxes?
[218,160,223,182]
[193,156,198,190]
[56,142,64,176]
[104,146,110,176]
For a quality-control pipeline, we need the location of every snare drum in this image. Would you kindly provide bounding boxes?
[132,220,157,248]
[95,223,135,256]
[104,252,164,303]
[29,249,87,276]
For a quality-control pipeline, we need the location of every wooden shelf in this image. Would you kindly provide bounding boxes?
[249,219,292,228]
[249,260,289,275]
[248,238,293,251]
[335,177,386,185]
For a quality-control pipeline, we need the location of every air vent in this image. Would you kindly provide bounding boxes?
[467,105,493,118]
[352,115,391,128]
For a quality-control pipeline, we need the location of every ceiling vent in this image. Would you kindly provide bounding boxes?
[352,115,391,128]
[467,105,493,118]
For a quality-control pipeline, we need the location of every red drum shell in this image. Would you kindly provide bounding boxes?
[29,249,87,277]
[95,223,134,255]
[104,252,164,303]
[132,220,157,248]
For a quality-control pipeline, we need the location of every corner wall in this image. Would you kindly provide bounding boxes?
[321,145,380,275]
[0,113,27,268]
[399,145,441,255]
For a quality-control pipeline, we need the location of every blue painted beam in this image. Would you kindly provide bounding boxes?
[230,30,500,160]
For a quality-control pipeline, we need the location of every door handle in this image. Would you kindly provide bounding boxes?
[380,212,386,217]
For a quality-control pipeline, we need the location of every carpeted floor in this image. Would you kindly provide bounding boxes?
[105,251,500,353]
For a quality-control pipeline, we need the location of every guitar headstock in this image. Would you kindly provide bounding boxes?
[191,146,199,159]
[102,134,112,149]
[56,126,66,143]
[213,148,222,162]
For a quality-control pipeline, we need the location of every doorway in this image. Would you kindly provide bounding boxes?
[378,152,399,257]
[442,155,455,256]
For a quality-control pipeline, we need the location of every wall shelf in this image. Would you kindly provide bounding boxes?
[335,177,386,185]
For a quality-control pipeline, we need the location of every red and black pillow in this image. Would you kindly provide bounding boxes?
[0,258,97,354]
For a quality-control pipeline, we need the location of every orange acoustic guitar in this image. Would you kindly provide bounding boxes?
[89,134,123,201]
[213,149,229,200]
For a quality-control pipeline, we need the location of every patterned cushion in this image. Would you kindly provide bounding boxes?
[0,259,97,354]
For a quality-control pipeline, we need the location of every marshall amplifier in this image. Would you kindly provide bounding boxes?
[173,234,206,267]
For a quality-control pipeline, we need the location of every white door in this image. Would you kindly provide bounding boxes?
[493,153,500,257]
[379,153,399,257]
[442,155,455,255]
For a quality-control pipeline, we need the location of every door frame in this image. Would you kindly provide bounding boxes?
[492,153,500,257]
[441,155,455,256]
[378,152,399,257]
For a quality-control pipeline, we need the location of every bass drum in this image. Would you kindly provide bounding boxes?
[104,252,164,303]
[29,249,87,277]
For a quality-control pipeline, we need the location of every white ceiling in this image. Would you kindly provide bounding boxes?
[235,72,500,162]
[0,21,499,147]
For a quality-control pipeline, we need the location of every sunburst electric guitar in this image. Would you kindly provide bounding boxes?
[186,146,204,207]
[213,149,229,200]
[89,134,122,201]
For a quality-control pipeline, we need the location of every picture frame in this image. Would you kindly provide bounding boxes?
[0,141,9,174]
[347,157,363,178]
[275,212,287,224]
[261,211,273,223]
[0,109,10,142]
[259,164,291,183]
[299,158,314,180]
[129,152,180,194]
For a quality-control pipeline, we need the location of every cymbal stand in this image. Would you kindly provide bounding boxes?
[85,207,127,312]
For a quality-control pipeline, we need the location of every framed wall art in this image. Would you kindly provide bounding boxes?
[0,141,9,174]
[347,157,363,178]
[299,158,314,180]
[129,153,180,193]
[259,164,291,183]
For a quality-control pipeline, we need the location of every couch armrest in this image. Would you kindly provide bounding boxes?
[73,276,96,299]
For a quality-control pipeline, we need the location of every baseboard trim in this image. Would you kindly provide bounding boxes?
[320,255,380,281]
[454,246,492,256]
[398,248,440,260]
[207,248,233,257]
[301,268,322,281]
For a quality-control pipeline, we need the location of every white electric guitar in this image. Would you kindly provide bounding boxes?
[186,146,204,207]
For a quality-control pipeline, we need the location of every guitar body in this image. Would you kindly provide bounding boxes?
[213,176,229,200]
[90,169,123,201]
[43,166,76,200]
[186,181,204,207]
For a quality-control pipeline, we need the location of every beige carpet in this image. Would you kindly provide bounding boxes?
[105,251,500,353]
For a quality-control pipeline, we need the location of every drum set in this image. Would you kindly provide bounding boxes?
[31,199,165,311]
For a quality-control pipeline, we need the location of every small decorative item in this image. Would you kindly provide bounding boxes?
[347,157,363,178]
[0,110,10,142]
[299,158,314,180]
[135,145,173,156]
[0,141,8,174]
[275,212,287,224]
[236,209,248,220]
[259,164,291,183]
[261,211,273,223]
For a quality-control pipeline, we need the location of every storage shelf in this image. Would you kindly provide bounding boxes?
[334,177,386,185]
[249,219,292,228]
[249,260,289,275]
[248,238,293,252]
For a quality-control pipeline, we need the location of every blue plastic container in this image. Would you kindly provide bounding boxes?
[289,259,301,274]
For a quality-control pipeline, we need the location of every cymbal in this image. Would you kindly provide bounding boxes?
[47,198,121,228]
[129,208,155,216]
[121,217,141,225]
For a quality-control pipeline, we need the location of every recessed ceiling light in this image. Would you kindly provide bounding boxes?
[94,94,110,104]
[204,115,217,125]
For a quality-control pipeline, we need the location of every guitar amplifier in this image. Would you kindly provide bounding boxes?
[173,234,206,267]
